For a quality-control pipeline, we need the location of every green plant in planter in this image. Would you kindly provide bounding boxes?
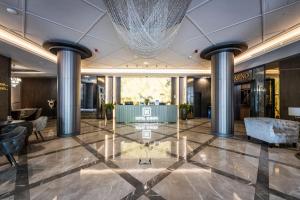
[104,103,115,120]
[144,98,150,105]
[144,96,153,105]
[179,104,192,120]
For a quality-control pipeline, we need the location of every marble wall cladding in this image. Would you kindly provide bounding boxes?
[152,163,255,200]
[269,162,300,199]
[27,146,98,184]
[29,163,135,200]
[191,146,259,184]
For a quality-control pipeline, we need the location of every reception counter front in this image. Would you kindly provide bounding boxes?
[116,105,177,123]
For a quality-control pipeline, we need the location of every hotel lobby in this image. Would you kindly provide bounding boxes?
[0,0,300,200]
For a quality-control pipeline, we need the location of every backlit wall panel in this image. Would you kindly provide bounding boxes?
[121,77,171,104]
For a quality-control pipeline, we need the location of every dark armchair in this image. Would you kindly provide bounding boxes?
[1,122,33,146]
[22,108,43,121]
[0,126,27,166]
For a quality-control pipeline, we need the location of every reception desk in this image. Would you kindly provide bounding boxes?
[116,105,177,123]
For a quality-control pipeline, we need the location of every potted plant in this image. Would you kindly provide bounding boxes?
[144,98,150,105]
[104,103,115,120]
[179,104,192,120]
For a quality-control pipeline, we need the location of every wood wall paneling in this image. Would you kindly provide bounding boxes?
[279,56,300,119]
[21,78,57,116]
[194,77,211,118]
[0,55,11,121]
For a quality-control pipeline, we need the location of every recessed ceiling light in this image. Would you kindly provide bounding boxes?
[6,7,18,15]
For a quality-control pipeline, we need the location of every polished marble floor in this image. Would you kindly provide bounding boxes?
[0,118,299,200]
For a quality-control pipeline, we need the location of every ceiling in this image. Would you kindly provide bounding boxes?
[0,0,300,74]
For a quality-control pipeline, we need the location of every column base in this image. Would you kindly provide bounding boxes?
[58,131,80,138]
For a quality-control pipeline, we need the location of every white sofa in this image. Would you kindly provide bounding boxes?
[244,117,299,144]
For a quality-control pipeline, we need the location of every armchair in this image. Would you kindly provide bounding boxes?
[244,117,299,145]
[0,126,27,166]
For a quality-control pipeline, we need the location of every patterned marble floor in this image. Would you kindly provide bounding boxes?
[0,118,299,200]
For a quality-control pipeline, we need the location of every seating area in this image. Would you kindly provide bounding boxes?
[245,117,299,146]
[0,113,48,166]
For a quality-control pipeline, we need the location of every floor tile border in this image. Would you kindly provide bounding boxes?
[73,135,166,200]
[254,143,269,200]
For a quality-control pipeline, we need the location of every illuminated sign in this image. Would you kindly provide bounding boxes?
[234,71,252,83]
[135,107,159,121]
[0,82,8,91]
[143,107,151,117]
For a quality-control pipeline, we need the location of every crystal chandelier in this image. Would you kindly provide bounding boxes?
[11,77,21,87]
[104,0,191,58]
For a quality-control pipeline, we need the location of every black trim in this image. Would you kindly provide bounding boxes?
[43,40,92,59]
[200,42,248,60]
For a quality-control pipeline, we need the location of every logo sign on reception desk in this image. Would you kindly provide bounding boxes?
[135,107,159,121]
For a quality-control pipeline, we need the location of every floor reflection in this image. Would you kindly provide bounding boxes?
[0,118,299,200]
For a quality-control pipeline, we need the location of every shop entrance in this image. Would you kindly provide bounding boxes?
[234,82,252,121]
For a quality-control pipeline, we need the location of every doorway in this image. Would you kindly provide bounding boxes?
[234,83,251,120]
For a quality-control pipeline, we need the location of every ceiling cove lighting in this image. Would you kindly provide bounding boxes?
[81,68,211,75]
[12,71,46,75]
[235,24,300,64]
[0,26,56,63]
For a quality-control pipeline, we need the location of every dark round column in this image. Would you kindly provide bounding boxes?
[201,43,247,136]
[43,41,92,137]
